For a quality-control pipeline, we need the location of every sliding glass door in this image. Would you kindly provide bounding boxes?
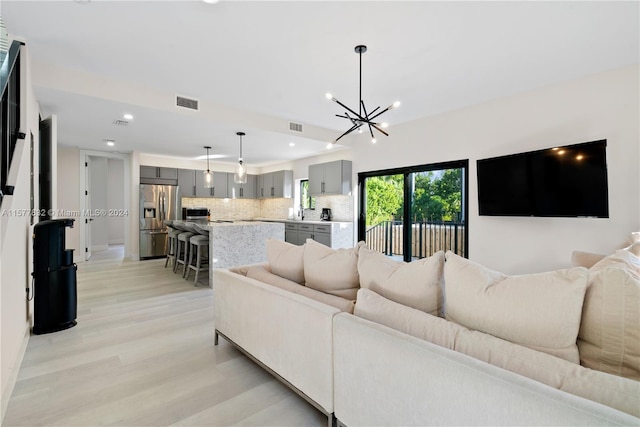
[359,160,468,261]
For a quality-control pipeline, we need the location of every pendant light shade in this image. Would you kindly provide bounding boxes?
[203,145,214,188]
[234,132,247,184]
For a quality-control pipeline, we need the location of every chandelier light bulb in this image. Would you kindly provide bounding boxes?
[327,143,334,149]
[381,122,389,128]
[392,101,401,109]
[371,138,377,144]
[234,132,248,184]
[325,93,333,100]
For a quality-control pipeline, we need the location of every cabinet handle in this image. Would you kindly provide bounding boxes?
[240,188,243,197]
[271,187,274,197]
[211,187,215,197]
[192,185,196,196]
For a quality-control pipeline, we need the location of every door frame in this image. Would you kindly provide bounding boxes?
[358,159,469,261]
[78,150,131,261]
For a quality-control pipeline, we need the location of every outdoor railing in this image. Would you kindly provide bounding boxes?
[365,220,466,259]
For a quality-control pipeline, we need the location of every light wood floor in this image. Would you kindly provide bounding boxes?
[3,246,325,426]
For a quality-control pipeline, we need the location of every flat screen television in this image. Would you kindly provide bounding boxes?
[477,140,609,218]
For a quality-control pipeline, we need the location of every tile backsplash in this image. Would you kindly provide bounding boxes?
[182,195,354,222]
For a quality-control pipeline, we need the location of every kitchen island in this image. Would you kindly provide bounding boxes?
[172,220,284,287]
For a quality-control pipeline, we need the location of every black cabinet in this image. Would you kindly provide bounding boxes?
[32,218,77,335]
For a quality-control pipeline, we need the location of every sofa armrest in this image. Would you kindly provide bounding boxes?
[333,313,639,426]
[213,268,340,414]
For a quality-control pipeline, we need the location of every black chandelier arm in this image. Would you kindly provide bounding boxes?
[371,122,389,137]
[333,123,360,143]
[331,96,364,122]
[368,105,393,122]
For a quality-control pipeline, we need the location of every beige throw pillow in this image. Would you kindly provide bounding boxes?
[265,238,305,284]
[303,239,361,300]
[358,248,444,316]
[578,249,640,380]
[444,251,588,363]
[571,250,606,269]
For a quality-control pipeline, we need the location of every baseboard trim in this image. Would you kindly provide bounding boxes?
[1,324,30,423]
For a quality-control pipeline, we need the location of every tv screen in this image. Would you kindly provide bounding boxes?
[477,140,609,218]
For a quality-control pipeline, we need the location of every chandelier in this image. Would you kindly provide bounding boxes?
[326,45,400,146]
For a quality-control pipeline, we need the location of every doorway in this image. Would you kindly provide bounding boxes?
[79,151,131,262]
[358,160,468,261]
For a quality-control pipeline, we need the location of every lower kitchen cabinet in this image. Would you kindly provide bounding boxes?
[283,222,345,247]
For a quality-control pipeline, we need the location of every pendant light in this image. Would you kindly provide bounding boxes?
[326,45,400,145]
[234,132,247,184]
[203,145,214,188]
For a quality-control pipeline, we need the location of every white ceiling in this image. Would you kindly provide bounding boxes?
[2,1,638,166]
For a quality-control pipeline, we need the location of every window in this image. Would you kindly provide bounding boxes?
[300,179,315,210]
[358,160,468,262]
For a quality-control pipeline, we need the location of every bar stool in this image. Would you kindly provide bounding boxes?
[173,222,196,275]
[185,223,209,285]
[164,220,180,269]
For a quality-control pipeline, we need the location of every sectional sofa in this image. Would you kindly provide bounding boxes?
[213,237,640,426]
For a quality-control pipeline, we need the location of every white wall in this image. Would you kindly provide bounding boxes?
[89,156,108,251]
[56,146,81,262]
[351,64,640,274]
[1,43,39,421]
[107,158,125,245]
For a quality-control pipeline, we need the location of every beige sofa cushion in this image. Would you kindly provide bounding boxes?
[265,238,305,284]
[358,248,444,316]
[303,239,361,300]
[354,288,462,350]
[245,265,355,313]
[578,249,640,380]
[572,250,606,268]
[355,288,640,418]
[444,251,588,363]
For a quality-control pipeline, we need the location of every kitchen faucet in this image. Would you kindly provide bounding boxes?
[299,205,306,221]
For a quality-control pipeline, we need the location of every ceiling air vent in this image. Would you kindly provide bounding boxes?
[176,95,199,111]
[289,122,303,133]
[112,120,129,126]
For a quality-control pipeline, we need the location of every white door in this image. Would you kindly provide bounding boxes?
[84,156,92,261]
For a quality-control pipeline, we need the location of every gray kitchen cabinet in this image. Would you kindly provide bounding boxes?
[312,224,332,247]
[284,222,332,247]
[308,160,352,196]
[177,169,196,197]
[227,173,257,199]
[258,170,293,199]
[195,170,228,198]
[140,166,178,185]
[284,222,298,245]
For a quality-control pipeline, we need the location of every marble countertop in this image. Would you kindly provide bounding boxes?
[253,218,353,225]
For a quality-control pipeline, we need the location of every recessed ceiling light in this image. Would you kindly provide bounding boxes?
[289,142,295,147]
[123,113,133,120]
[105,139,115,146]
[202,0,219,3]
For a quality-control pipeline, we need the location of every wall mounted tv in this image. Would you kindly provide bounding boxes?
[477,139,609,218]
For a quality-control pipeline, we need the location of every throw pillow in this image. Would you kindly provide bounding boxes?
[357,248,444,316]
[571,250,606,269]
[265,238,305,284]
[444,251,588,363]
[578,249,640,380]
[303,239,362,300]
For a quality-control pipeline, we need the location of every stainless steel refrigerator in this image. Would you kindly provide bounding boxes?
[139,184,178,259]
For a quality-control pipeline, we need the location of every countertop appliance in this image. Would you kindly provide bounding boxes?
[139,184,178,259]
[182,207,209,221]
[320,208,332,221]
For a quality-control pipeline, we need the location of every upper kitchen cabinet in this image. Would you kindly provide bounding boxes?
[227,173,257,199]
[177,168,196,198]
[308,160,352,196]
[258,170,293,199]
[195,170,228,198]
[140,166,178,185]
